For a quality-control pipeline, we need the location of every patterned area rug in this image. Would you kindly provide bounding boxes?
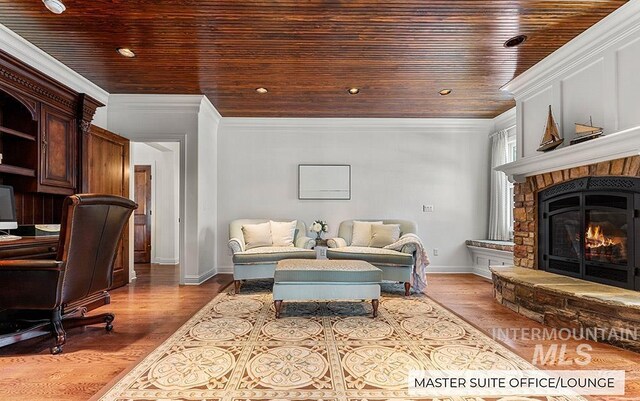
[97,281,582,401]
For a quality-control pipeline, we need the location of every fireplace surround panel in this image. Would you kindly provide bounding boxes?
[538,176,639,290]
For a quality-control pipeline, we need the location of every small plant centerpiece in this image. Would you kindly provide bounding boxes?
[310,220,329,240]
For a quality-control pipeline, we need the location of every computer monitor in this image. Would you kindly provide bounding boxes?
[0,185,18,230]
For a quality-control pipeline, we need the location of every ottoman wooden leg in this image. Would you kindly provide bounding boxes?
[274,300,283,318]
[371,299,379,318]
[234,280,242,294]
[404,282,411,296]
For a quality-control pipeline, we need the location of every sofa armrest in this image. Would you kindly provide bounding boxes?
[295,236,315,249]
[401,243,418,255]
[228,238,245,254]
[327,238,348,248]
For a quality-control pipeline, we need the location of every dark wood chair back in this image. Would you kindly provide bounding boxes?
[56,194,137,305]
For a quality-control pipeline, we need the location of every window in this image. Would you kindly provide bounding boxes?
[489,126,516,241]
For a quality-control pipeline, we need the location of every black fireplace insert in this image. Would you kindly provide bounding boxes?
[538,176,639,290]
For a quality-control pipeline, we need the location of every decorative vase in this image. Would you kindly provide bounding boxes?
[315,232,322,240]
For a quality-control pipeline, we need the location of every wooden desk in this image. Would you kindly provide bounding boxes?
[0,236,59,260]
[0,236,110,312]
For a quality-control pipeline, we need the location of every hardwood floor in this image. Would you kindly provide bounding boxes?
[0,264,232,401]
[0,268,637,400]
[428,274,640,401]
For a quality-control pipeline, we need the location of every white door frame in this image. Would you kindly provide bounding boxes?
[130,135,186,284]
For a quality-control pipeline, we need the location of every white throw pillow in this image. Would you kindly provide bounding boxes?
[369,224,401,248]
[350,220,383,246]
[242,222,272,250]
[270,220,297,247]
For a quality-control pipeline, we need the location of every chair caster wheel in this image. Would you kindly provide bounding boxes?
[50,345,63,355]
[105,314,115,332]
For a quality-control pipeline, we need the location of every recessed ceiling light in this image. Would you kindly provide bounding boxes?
[439,89,452,96]
[42,0,66,14]
[504,34,528,48]
[116,48,136,58]
[255,87,268,94]
[348,88,360,95]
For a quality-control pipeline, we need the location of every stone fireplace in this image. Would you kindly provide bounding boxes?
[514,156,640,282]
[492,155,640,352]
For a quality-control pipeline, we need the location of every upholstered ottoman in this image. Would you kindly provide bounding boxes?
[273,259,382,318]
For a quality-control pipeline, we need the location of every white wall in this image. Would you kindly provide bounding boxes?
[493,108,516,133]
[198,102,220,277]
[216,119,493,273]
[131,142,180,265]
[107,95,221,284]
[503,1,640,160]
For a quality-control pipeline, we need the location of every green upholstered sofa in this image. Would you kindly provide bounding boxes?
[228,219,316,293]
[326,219,417,295]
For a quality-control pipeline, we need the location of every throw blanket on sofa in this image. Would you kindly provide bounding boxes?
[384,233,430,293]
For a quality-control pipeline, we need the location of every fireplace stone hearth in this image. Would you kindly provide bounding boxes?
[491,266,640,352]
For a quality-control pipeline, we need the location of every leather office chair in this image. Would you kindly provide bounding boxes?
[0,194,137,354]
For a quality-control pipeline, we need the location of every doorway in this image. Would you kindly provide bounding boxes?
[134,165,152,263]
[131,142,181,276]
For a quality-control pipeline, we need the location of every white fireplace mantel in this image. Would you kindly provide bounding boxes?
[496,125,640,182]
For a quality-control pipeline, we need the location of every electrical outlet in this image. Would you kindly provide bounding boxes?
[422,204,434,212]
[433,248,439,256]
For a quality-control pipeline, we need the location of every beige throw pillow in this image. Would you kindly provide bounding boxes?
[350,220,383,246]
[270,220,297,247]
[242,222,272,250]
[369,224,401,248]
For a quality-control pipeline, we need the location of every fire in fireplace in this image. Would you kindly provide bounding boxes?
[538,177,639,290]
[585,222,627,265]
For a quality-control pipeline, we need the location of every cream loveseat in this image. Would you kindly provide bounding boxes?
[228,219,316,293]
[326,219,417,295]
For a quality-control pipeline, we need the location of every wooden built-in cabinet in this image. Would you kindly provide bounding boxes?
[81,125,131,288]
[39,104,77,194]
[0,50,132,304]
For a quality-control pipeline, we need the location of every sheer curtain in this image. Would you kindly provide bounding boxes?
[488,129,511,241]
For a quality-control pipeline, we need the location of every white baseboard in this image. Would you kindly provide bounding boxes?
[217,265,234,274]
[183,267,216,285]
[216,265,485,277]
[473,265,493,280]
[426,265,474,274]
[154,257,179,265]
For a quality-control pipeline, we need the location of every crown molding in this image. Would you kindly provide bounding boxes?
[496,125,640,182]
[199,96,222,122]
[493,107,516,131]
[220,117,493,133]
[0,23,109,105]
[107,94,206,113]
[501,0,640,99]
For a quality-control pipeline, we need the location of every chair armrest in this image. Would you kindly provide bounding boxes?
[228,238,245,254]
[0,260,64,271]
[327,238,348,248]
[295,236,315,249]
[0,260,65,309]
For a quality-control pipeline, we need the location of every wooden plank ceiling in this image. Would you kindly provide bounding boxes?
[0,1,628,118]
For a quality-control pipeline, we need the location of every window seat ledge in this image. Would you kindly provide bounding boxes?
[465,239,514,253]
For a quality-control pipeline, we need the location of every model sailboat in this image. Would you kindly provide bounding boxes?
[570,116,603,145]
[537,105,563,152]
